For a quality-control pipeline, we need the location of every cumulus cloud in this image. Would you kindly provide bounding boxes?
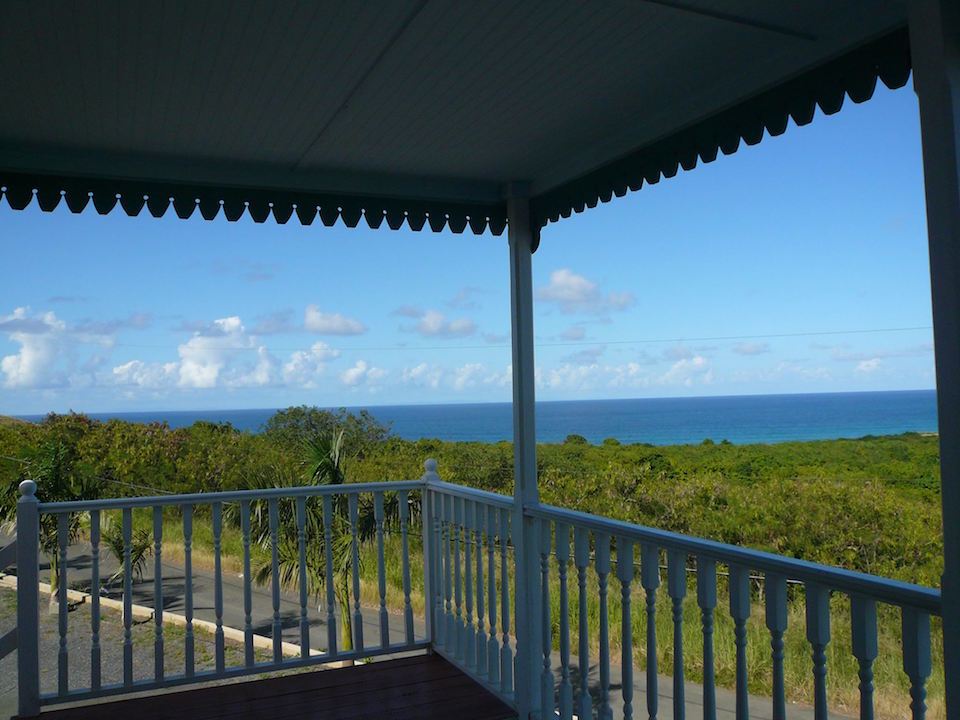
[304,305,366,335]
[536,269,635,315]
[733,342,770,356]
[340,359,387,388]
[405,309,477,338]
[401,363,443,389]
[0,308,66,387]
[177,316,254,388]
[282,342,340,388]
[113,359,178,388]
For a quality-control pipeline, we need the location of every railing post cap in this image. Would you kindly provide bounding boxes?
[18,479,37,498]
[424,458,438,473]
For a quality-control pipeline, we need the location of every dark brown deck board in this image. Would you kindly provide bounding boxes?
[30,654,516,720]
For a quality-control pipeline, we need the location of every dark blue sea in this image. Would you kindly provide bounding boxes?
[18,390,938,445]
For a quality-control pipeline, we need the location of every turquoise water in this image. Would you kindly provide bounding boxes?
[18,390,938,445]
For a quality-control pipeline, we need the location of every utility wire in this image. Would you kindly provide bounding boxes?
[88,324,931,353]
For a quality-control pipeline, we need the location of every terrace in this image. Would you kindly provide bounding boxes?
[0,2,958,719]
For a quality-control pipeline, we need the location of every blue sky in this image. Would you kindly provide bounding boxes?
[0,84,935,414]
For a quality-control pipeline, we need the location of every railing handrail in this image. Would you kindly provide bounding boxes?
[427,479,515,510]
[35,479,425,513]
[527,502,942,614]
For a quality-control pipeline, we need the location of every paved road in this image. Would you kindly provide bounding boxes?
[2,538,834,719]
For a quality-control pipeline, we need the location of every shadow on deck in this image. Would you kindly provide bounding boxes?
[25,654,516,720]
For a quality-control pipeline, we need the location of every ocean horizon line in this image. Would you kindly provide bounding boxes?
[9,389,939,447]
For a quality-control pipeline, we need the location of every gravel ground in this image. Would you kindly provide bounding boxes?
[0,587,271,718]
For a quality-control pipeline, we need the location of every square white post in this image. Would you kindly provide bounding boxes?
[908,0,960,713]
[508,195,543,719]
[17,480,40,718]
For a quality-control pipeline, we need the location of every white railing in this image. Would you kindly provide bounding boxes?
[10,461,943,719]
[12,476,428,716]
[524,503,941,720]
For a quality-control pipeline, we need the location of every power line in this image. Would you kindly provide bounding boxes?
[95,324,932,353]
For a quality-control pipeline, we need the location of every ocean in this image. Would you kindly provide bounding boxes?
[18,389,938,446]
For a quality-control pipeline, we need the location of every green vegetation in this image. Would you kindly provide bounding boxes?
[0,408,945,718]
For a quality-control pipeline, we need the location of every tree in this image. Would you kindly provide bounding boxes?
[1,440,101,608]
[241,430,400,659]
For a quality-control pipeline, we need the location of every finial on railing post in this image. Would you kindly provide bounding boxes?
[17,478,40,717]
[422,458,440,484]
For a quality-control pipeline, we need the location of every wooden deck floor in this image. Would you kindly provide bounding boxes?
[30,654,516,720]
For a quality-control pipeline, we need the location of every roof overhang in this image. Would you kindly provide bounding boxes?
[0,1,911,240]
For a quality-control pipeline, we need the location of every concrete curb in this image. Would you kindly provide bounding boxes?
[0,573,320,660]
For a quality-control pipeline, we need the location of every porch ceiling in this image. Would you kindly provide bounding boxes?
[0,1,910,236]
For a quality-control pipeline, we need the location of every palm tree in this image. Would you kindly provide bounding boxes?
[242,430,399,657]
[1,441,101,609]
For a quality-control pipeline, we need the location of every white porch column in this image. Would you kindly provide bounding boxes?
[508,195,543,718]
[908,0,960,712]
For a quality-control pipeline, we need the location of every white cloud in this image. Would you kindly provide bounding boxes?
[537,269,599,309]
[412,310,477,338]
[282,342,340,388]
[659,355,713,387]
[401,363,443,389]
[177,316,253,388]
[304,305,366,335]
[733,342,770,356]
[113,359,178,388]
[0,307,66,388]
[232,346,277,387]
[855,358,882,374]
[536,269,635,315]
[340,359,386,387]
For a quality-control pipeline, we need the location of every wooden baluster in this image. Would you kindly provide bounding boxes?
[500,507,513,697]
[454,496,464,661]
[323,495,337,657]
[213,502,225,673]
[766,573,788,720]
[618,538,636,720]
[850,595,878,720]
[697,556,717,720]
[805,582,830,720]
[729,564,750,720]
[902,608,932,720]
[152,507,163,683]
[556,522,573,720]
[596,532,612,720]
[269,497,282,663]
[540,518,553,716]
[296,497,309,658]
[123,508,134,685]
[475,501,486,676]
[444,494,454,652]
[241,500,254,666]
[90,510,101,691]
[374,492,389,649]
[349,493,363,651]
[574,527,593,720]
[432,491,444,648]
[57,513,69,697]
[400,490,415,645]
[668,550,687,720]
[641,543,660,720]
[183,505,194,677]
[486,504,499,686]
[464,499,475,671]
